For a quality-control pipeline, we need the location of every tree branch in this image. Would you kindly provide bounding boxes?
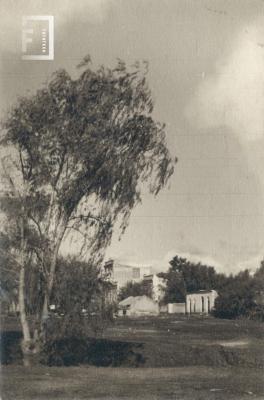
[69,214,110,227]
[0,248,23,269]
[53,147,67,190]
[65,225,86,237]
[19,148,25,179]
[1,157,21,199]
[29,214,43,238]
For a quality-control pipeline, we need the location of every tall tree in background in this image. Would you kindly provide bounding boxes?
[253,260,264,293]
[0,56,175,364]
[169,255,219,293]
[214,270,257,319]
[159,255,219,303]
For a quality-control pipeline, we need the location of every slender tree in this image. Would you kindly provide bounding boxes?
[0,56,175,364]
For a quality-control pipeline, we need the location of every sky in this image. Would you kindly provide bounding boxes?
[1,0,264,274]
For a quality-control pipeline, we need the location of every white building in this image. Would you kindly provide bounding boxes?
[104,259,152,290]
[168,303,186,314]
[118,295,159,317]
[186,290,218,314]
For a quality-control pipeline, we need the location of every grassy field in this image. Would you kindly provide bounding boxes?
[2,365,264,400]
[1,315,264,399]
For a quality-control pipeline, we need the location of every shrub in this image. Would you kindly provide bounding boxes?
[40,334,145,367]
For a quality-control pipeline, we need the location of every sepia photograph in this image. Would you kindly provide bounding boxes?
[0,1,264,399]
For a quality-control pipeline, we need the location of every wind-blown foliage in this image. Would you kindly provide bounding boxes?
[2,58,175,259]
[0,56,175,364]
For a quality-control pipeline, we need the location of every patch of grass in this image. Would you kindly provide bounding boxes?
[1,365,264,399]
[1,316,264,368]
[1,316,264,399]
[101,316,264,368]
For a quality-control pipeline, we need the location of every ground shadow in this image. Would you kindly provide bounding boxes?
[0,331,23,365]
[0,331,145,367]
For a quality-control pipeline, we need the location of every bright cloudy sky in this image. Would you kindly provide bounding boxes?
[1,0,264,274]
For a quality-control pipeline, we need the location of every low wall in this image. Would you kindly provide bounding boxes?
[168,303,186,314]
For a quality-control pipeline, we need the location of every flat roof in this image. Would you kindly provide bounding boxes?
[187,290,217,295]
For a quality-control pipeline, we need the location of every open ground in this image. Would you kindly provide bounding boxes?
[1,316,264,399]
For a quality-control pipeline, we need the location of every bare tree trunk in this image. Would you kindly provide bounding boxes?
[19,259,32,366]
[19,216,36,366]
[41,223,67,337]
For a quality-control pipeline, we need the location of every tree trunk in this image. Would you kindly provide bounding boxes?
[41,222,67,336]
[19,261,32,366]
[19,216,40,366]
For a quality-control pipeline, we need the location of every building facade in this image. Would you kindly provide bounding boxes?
[186,290,218,314]
[104,259,152,290]
[118,295,159,317]
[168,303,186,314]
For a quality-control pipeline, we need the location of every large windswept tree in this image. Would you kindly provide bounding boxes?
[1,56,175,365]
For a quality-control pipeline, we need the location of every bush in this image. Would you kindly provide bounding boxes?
[213,270,259,320]
[41,335,145,367]
[213,292,257,320]
[247,305,264,322]
[0,331,22,364]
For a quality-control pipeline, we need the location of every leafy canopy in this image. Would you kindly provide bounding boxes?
[2,56,175,257]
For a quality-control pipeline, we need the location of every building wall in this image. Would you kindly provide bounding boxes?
[168,303,186,314]
[112,265,134,288]
[119,295,159,317]
[104,284,118,305]
[160,304,168,313]
[129,297,159,316]
[104,260,152,289]
[186,290,218,314]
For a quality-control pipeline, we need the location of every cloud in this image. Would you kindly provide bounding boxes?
[105,245,261,276]
[136,248,226,275]
[233,254,263,274]
[56,0,112,25]
[186,17,264,142]
[157,249,263,276]
[159,249,223,271]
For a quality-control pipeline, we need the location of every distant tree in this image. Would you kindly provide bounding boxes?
[213,270,257,319]
[158,270,186,303]
[159,255,219,303]
[118,280,152,301]
[158,254,264,320]
[248,262,264,321]
[1,56,175,365]
[169,256,219,293]
[253,260,264,292]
